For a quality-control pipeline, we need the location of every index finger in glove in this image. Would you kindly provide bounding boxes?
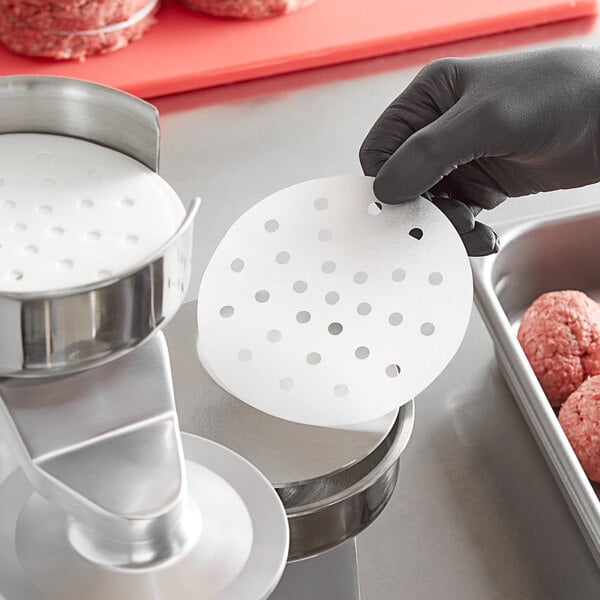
[359,58,460,177]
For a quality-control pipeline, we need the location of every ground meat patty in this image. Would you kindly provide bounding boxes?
[517,291,600,407]
[182,0,315,19]
[0,0,157,60]
[0,0,149,32]
[559,375,600,482]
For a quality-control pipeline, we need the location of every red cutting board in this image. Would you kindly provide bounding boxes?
[0,0,596,99]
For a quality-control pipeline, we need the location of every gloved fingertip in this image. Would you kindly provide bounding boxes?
[372,171,396,204]
[358,143,386,177]
[492,231,501,253]
[461,222,500,257]
[430,196,475,234]
[373,171,417,205]
[360,157,382,178]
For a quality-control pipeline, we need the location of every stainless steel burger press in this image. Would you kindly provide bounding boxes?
[0,76,289,600]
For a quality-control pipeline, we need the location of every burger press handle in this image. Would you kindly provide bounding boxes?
[0,333,195,567]
[0,75,160,172]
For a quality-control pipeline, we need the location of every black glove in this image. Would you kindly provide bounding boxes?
[360,47,600,256]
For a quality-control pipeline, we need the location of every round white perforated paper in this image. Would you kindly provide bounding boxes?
[197,175,472,426]
[0,133,185,292]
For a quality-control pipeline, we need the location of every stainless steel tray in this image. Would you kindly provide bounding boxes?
[472,205,600,568]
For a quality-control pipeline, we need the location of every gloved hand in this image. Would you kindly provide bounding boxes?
[360,47,600,256]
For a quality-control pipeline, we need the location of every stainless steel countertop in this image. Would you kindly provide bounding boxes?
[155,15,600,600]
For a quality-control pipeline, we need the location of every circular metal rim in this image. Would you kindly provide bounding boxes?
[180,433,289,600]
[0,197,199,301]
[0,198,200,378]
[0,75,160,171]
[282,400,415,561]
[286,461,400,562]
[283,400,414,515]
[0,433,289,600]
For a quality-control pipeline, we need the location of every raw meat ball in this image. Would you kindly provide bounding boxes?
[517,291,600,407]
[0,0,150,32]
[0,0,158,60]
[559,374,600,482]
[181,0,315,19]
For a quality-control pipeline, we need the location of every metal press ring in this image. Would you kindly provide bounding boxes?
[0,198,200,377]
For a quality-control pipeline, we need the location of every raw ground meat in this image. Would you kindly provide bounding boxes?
[0,0,157,60]
[0,0,149,32]
[517,290,600,407]
[181,0,315,19]
[559,375,600,482]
